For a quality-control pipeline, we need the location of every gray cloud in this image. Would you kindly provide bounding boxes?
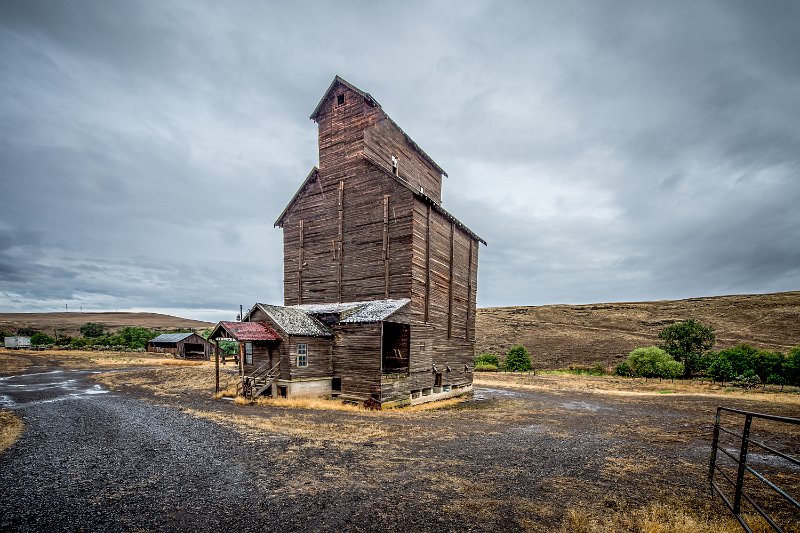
[1,0,798,320]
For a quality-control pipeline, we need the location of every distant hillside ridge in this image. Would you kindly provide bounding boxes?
[0,312,214,338]
[476,291,800,370]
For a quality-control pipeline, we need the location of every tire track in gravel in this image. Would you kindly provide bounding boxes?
[0,369,272,532]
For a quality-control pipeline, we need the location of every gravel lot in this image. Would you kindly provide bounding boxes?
[2,358,799,532]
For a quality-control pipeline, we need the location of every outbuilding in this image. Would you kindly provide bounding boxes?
[146,332,211,360]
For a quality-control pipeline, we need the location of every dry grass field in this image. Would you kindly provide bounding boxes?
[477,291,800,369]
[0,311,212,337]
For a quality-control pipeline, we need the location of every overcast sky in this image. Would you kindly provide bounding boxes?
[1,1,798,322]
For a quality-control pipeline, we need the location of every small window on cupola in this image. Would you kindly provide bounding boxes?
[337,93,345,106]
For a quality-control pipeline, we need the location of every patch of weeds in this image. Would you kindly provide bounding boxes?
[659,389,675,394]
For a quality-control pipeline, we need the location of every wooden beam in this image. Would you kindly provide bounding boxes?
[424,203,431,323]
[338,180,344,303]
[298,219,304,304]
[383,194,389,298]
[448,221,454,339]
[466,238,473,340]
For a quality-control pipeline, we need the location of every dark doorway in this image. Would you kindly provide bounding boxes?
[332,378,342,392]
[278,385,287,398]
[435,373,443,387]
[382,322,410,373]
[183,343,205,360]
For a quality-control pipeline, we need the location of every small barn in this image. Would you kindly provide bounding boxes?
[146,333,211,360]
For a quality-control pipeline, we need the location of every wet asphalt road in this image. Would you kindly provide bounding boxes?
[0,369,267,532]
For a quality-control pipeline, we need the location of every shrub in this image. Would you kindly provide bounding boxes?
[80,322,106,338]
[474,363,498,372]
[30,332,54,346]
[625,346,683,380]
[504,345,532,372]
[474,353,500,367]
[658,319,715,377]
[589,362,606,376]
[615,360,632,377]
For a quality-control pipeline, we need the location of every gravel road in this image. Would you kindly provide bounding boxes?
[0,369,271,532]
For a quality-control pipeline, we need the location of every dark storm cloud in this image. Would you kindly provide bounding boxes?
[1,0,798,320]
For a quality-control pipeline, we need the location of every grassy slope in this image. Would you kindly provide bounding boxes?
[476,291,800,369]
[0,312,213,337]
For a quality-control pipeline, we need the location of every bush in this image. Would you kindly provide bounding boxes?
[475,353,500,367]
[80,322,106,338]
[589,362,606,376]
[625,346,684,380]
[474,363,498,372]
[30,332,54,346]
[504,345,532,372]
[615,360,632,377]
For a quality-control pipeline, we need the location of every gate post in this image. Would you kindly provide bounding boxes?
[733,414,753,514]
[709,407,722,487]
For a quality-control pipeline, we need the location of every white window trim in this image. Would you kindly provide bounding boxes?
[297,343,308,367]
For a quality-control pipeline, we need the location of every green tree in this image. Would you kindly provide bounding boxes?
[112,327,156,349]
[30,332,54,346]
[785,345,800,386]
[716,344,757,376]
[80,322,106,338]
[752,350,784,383]
[658,319,715,378]
[708,357,735,385]
[504,345,532,372]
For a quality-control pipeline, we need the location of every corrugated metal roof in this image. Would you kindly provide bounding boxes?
[214,321,281,341]
[148,332,195,344]
[341,299,410,323]
[257,304,334,337]
[295,299,410,324]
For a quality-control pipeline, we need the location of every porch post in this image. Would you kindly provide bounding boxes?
[239,342,244,377]
[214,341,220,393]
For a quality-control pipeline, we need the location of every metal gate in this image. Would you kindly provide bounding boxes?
[709,406,800,532]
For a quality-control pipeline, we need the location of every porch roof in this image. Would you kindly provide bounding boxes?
[212,321,281,342]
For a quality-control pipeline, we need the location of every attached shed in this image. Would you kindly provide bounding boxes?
[146,332,211,360]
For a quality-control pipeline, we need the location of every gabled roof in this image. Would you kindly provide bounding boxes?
[362,155,486,245]
[274,166,318,227]
[148,332,196,344]
[294,298,410,324]
[309,75,447,177]
[211,321,281,342]
[255,304,334,337]
[310,75,379,120]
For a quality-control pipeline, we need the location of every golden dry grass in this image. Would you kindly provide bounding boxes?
[560,502,776,533]
[475,373,800,405]
[93,365,216,397]
[0,353,31,374]
[183,408,390,446]
[0,410,24,453]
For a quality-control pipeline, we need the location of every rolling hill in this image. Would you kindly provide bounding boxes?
[0,312,213,338]
[476,291,800,369]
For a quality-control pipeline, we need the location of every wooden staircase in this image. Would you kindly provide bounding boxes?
[238,361,280,400]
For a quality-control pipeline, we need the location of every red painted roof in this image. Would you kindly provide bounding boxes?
[217,321,281,341]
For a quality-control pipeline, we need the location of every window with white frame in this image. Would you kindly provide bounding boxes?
[244,342,253,365]
[297,343,308,367]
